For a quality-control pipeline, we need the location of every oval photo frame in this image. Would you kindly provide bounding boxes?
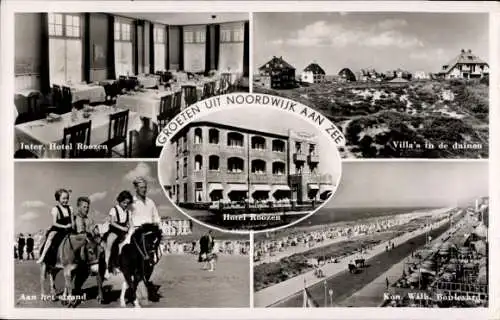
[157,93,344,234]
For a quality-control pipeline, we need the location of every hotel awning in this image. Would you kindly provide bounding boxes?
[271,185,291,193]
[228,184,248,192]
[308,184,320,190]
[208,183,224,193]
[251,184,271,193]
[319,184,334,194]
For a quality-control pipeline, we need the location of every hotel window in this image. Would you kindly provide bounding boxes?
[195,182,203,203]
[251,160,266,175]
[183,26,206,73]
[309,144,316,156]
[114,21,133,76]
[183,157,187,177]
[154,25,166,72]
[272,139,285,152]
[227,157,244,173]
[227,132,244,147]
[194,155,203,171]
[209,155,220,171]
[194,128,203,144]
[295,163,303,174]
[219,22,245,74]
[183,134,187,151]
[176,160,179,179]
[272,162,285,175]
[183,183,188,202]
[309,163,318,174]
[209,129,219,144]
[295,141,302,153]
[251,136,266,150]
[48,13,82,84]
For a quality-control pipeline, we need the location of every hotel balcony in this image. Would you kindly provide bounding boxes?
[293,152,307,162]
[308,154,319,164]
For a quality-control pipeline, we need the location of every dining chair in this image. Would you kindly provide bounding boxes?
[202,82,212,99]
[173,90,182,111]
[182,85,198,107]
[103,82,119,106]
[52,85,63,111]
[61,86,73,113]
[219,73,232,94]
[101,110,130,158]
[61,120,92,158]
[73,99,90,110]
[157,95,175,130]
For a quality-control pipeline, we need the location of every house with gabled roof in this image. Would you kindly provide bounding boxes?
[258,56,296,89]
[300,62,326,84]
[438,49,489,79]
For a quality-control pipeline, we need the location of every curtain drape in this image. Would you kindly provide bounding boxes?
[40,13,50,93]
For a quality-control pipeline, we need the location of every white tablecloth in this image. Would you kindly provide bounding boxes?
[116,90,175,121]
[14,105,141,158]
[70,84,106,103]
[137,75,160,88]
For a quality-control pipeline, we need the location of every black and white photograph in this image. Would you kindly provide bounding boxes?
[253,12,489,159]
[14,161,250,308]
[254,161,488,308]
[13,12,250,159]
[158,105,342,232]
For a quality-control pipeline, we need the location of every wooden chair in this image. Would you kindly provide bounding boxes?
[101,110,130,158]
[103,82,119,106]
[219,73,232,94]
[73,99,90,110]
[61,86,73,113]
[157,95,174,131]
[14,92,47,124]
[182,85,198,107]
[52,85,63,111]
[118,76,128,93]
[173,91,182,111]
[61,121,92,158]
[202,82,212,99]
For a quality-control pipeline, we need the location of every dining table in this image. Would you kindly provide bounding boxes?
[14,105,141,158]
[136,74,161,88]
[56,82,107,103]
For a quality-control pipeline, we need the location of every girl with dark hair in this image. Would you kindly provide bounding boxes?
[104,190,133,278]
[37,188,73,264]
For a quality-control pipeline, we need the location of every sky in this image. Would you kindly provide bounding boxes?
[159,105,342,185]
[254,12,489,75]
[14,162,189,234]
[325,161,488,208]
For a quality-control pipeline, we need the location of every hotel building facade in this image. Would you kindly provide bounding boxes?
[169,121,335,207]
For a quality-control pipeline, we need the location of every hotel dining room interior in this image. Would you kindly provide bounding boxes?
[13,12,250,158]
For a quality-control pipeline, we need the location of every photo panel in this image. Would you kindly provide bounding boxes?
[253,12,489,159]
[13,12,250,159]
[14,161,250,308]
[157,100,343,232]
[253,161,489,308]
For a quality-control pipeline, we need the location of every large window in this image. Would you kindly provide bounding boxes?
[183,26,206,73]
[115,21,133,76]
[48,13,82,84]
[154,25,166,72]
[219,22,244,74]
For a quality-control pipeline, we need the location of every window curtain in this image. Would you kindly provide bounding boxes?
[40,13,51,93]
[218,22,244,74]
[183,26,205,73]
[49,39,82,84]
[114,42,133,76]
[243,21,249,77]
[107,14,116,79]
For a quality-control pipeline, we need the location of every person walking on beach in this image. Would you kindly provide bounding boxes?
[26,234,35,260]
[18,234,26,260]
